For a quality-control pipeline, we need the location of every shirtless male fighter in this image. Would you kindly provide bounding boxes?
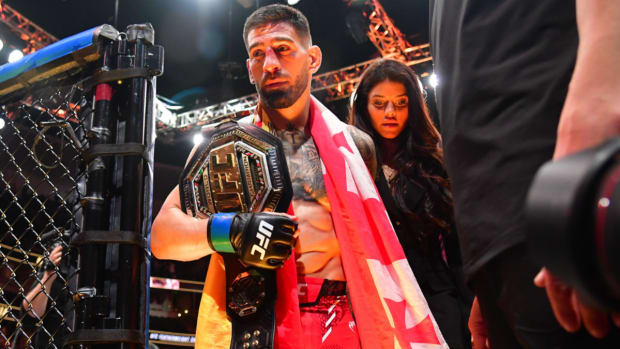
[151,4,376,348]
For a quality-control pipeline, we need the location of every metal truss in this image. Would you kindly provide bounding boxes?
[313,43,431,102]
[0,0,428,132]
[171,94,260,130]
[312,58,372,102]
[155,0,433,132]
[157,41,432,132]
[364,0,410,61]
[0,2,58,53]
[363,0,434,66]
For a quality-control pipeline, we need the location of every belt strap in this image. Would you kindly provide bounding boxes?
[224,254,277,349]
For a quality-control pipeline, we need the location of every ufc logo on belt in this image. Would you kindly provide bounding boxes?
[251,220,273,260]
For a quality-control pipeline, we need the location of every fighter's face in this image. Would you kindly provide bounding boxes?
[246,22,311,109]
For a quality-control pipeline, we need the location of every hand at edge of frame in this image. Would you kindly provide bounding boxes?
[534,267,620,339]
[469,296,491,349]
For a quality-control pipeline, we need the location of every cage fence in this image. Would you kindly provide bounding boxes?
[0,79,91,348]
[0,23,162,349]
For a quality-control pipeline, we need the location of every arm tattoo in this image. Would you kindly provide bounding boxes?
[347,125,378,179]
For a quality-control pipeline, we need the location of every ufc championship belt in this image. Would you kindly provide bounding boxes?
[179,120,292,349]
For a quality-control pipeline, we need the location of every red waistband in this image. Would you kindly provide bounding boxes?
[297,275,347,304]
[297,274,332,286]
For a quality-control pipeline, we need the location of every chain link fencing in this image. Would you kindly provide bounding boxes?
[0,82,91,348]
[0,23,162,349]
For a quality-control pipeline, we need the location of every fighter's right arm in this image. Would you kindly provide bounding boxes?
[151,144,214,261]
[151,143,298,266]
[151,184,298,268]
[150,185,214,261]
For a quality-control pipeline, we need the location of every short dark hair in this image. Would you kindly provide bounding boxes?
[243,4,311,48]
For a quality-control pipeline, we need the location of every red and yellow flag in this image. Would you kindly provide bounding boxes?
[194,96,447,349]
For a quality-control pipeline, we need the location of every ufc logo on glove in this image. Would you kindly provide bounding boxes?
[251,220,274,260]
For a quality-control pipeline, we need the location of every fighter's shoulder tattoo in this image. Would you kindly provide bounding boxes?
[346,125,378,179]
[276,128,328,204]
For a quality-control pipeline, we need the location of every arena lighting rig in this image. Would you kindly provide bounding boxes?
[164,44,433,134]
[0,1,58,54]
[0,0,433,134]
[159,0,434,135]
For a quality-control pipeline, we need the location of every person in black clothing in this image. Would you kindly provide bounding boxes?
[350,58,473,349]
[430,1,620,348]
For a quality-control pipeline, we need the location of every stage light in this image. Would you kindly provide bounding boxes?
[193,133,204,145]
[429,73,438,88]
[287,0,300,5]
[0,118,5,130]
[8,49,23,63]
[0,39,4,51]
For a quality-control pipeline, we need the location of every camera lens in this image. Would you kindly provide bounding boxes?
[526,138,620,311]
[593,157,620,300]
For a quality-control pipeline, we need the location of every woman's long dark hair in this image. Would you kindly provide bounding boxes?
[350,59,454,242]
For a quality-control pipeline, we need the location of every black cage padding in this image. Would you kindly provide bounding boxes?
[65,329,144,345]
[71,230,146,249]
[83,143,146,163]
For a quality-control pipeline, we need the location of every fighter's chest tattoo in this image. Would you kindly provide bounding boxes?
[277,128,327,203]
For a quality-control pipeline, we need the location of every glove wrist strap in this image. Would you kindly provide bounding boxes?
[208,213,236,253]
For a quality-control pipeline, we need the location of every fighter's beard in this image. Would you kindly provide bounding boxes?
[259,89,292,109]
[258,66,309,109]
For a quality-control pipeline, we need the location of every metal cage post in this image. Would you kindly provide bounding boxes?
[68,23,163,348]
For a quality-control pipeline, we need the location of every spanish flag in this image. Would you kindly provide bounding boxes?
[194,96,447,349]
